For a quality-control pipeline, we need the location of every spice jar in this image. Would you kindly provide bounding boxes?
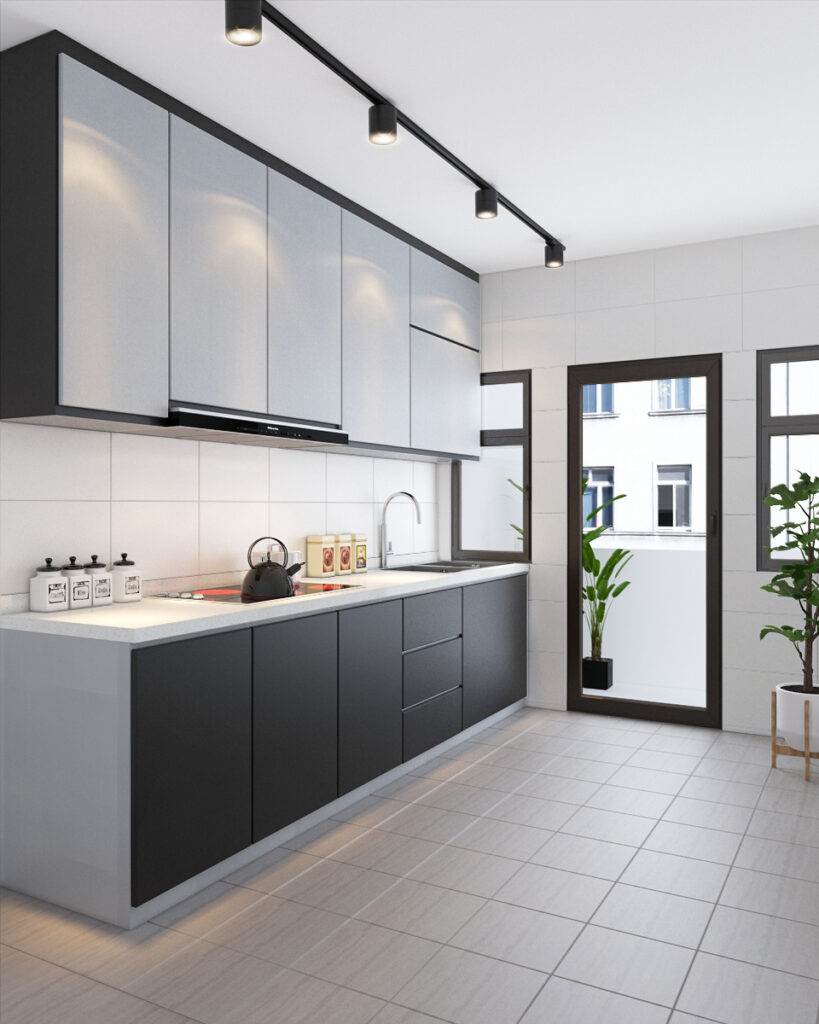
[62,556,92,609]
[307,535,336,577]
[352,533,368,573]
[29,558,68,612]
[335,534,352,576]
[84,555,113,606]
[112,553,142,602]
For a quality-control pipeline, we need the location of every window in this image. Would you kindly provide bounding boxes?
[657,377,691,411]
[757,346,819,570]
[453,370,531,561]
[657,465,691,529]
[583,382,613,415]
[582,468,614,528]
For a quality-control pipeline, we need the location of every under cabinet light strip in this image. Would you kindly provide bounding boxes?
[259,1,565,255]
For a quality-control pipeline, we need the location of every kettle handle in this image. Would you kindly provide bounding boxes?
[247,536,289,570]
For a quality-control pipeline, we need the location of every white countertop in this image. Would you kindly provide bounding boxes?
[0,564,528,644]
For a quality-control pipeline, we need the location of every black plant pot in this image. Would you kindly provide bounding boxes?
[583,657,613,690]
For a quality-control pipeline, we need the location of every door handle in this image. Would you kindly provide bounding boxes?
[709,513,718,536]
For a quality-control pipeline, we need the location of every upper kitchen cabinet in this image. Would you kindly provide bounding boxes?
[342,212,410,448]
[410,328,481,456]
[170,116,267,414]
[268,170,341,425]
[410,248,480,350]
[60,56,169,418]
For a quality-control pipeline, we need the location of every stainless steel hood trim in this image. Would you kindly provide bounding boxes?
[167,406,348,445]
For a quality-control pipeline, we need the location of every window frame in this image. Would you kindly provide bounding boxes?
[655,464,692,530]
[757,345,819,572]
[582,382,614,416]
[656,377,691,412]
[452,369,531,563]
[582,466,615,529]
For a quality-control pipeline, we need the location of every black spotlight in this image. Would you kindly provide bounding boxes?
[225,0,262,46]
[369,103,398,145]
[545,241,564,268]
[475,187,498,220]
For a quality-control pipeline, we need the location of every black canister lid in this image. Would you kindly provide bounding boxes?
[61,556,82,571]
[36,557,60,573]
[113,552,135,566]
[84,554,107,570]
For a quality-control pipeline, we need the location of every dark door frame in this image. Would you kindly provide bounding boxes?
[567,353,723,727]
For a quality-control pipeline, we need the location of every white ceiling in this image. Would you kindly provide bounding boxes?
[2,0,818,273]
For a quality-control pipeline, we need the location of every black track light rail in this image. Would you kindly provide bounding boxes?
[260,1,564,253]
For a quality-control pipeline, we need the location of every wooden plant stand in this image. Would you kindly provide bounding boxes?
[771,690,818,782]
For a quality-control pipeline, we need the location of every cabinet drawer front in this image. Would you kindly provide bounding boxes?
[403,688,463,762]
[403,637,462,709]
[403,588,462,651]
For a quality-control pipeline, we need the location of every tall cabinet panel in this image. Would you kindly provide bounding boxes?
[342,212,410,447]
[268,170,341,425]
[410,249,480,350]
[170,116,267,413]
[410,328,481,456]
[59,55,169,418]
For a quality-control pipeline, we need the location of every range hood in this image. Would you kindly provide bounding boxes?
[166,407,348,448]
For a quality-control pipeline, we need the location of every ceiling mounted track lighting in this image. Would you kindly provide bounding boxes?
[225,0,262,45]
[231,2,564,261]
[369,103,398,146]
[474,187,498,220]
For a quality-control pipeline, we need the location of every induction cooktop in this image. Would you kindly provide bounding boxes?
[150,582,360,603]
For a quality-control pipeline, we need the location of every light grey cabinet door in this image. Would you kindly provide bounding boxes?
[410,328,480,457]
[410,248,480,351]
[59,56,169,418]
[342,213,410,447]
[268,170,341,425]
[170,117,267,413]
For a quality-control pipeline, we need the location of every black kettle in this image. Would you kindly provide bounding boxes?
[242,537,304,602]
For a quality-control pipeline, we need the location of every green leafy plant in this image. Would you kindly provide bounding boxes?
[508,478,524,541]
[760,471,819,692]
[582,479,632,661]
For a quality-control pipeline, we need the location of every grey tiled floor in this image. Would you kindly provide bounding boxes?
[3,707,819,1024]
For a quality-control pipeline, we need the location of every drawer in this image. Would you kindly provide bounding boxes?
[403,687,462,762]
[403,588,462,651]
[403,637,462,709]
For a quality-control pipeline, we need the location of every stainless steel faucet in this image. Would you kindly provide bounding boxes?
[381,491,421,569]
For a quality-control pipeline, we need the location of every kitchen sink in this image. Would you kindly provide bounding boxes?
[391,560,499,573]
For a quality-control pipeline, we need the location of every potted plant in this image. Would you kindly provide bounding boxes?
[761,471,819,753]
[582,480,632,689]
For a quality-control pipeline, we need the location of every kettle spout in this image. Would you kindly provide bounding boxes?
[286,561,305,577]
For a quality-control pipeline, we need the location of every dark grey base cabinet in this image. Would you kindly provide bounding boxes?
[338,600,403,795]
[131,631,252,907]
[463,576,528,729]
[403,688,463,761]
[253,614,338,842]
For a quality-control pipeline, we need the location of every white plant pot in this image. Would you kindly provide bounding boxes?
[775,683,819,752]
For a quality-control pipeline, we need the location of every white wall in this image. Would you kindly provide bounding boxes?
[483,224,819,734]
[0,426,439,609]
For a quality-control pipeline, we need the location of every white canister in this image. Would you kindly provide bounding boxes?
[335,534,353,576]
[352,533,368,573]
[84,555,113,606]
[307,535,336,577]
[112,553,142,602]
[29,558,69,612]
[62,556,92,609]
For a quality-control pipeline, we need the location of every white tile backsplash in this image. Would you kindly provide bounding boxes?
[270,448,327,503]
[199,501,269,575]
[112,501,198,581]
[326,502,377,551]
[412,462,437,504]
[199,442,269,502]
[326,453,373,502]
[112,433,198,501]
[269,500,327,555]
[373,458,413,504]
[0,423,110,501]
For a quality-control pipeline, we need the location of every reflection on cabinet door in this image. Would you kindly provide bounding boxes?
[410,328,481,456]
[342,212,410,447]
[410,248,480,350]
[268,169,341,425]
[59,56,169,418]
[170,116,267,413]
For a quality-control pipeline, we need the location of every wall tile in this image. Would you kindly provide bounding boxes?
[722,399,757,458]
[723,570,790,615]
[532,462,567,514]
[722,514,757,573]
[723,667,804,736]
[722,350,757,402]
[723,610,802,675]
[112,501,198,580]
[502,263,575,320]
[200,502,269,575]
[326,453,374,502]
[742,285,819,350]
[655,294,742,356]
[481,322,503,372]
[326,502,376,553]
[0,423,110,501]
[414,503,438,554]
[575,305,654,364]
[503,315,575,370]
[532,411,567,463]
[529,564,567,602]
[655,238,741,301]
[528,651,567,709]
[374,459,414,504]
[480,272,503,322]
[0,500,110,594]
[111,434,197,501]
[529,600,567,652]
[742,226,819,293]
[412,462,437,505]
[532,367,567,411]
[268,501,326,557]
[576,251,653,312]
[723,457,756,515]
[199,442,269,502]
[531,513,566,565]
[270,449,326,503]
[375,499,414,556]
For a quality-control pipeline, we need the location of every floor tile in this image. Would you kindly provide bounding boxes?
[416,780,503,816]
[225,847,322,894]
[662,795,753,833]
[450,899,581,972]
[564,739,634,764]
[330,795,408,829]
[560,805,656,846]
[529,831,636,879]
[556,925,694,1005]
[330,829,440,876]
[620,849,729,901]
[585,784,673,818]
[643,821,742,865]
[628,749,701,774]
[678,775,762,808]
[643,733,717,757]
[283,819,367,859]
[746,807,819,847]
[441,739,497,763]
[373,775,440,803]
[734,834,819,883]
[149,881,263,937]
[369,1006,445,1024]
[720,866,819,926]
[591,882,712,947]
[516,772,600,805]
[456,762,535,793]
[296,919,439,1000]
[274,859,395,916]
[408,755,473,782]
[508,732,577,756]
[520,976,669,1024]
[705,741,772,766]
[693,757,770,785]
[486,793,577,830]
[494,862,611,920]
[607,764,687,795]
[377,802,479,844]
[677,951,819,1024]
[539,754,617,783]
[756,786,819,819]
[702,905,819,979]
[480,745,553,773]
[356,878,485,942]
[407,845,522,898]
[450,815,552,861]
[394,946,546,1024]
